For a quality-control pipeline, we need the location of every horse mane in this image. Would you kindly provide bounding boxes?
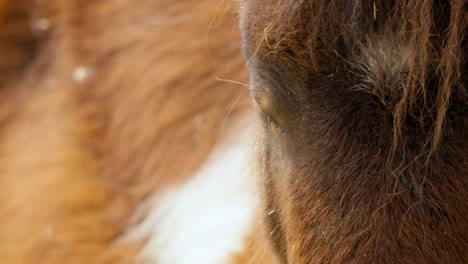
[244,0,466,158]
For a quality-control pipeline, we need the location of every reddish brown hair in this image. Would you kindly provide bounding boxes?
[0,0,249,263]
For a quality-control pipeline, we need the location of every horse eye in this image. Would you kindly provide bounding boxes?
[264,113,285,133]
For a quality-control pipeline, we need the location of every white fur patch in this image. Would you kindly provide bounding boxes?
[122,125,258,264]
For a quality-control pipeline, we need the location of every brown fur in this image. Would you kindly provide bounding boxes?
[1,0,466,263]
[0,0,250,263]
[241,0,467,263]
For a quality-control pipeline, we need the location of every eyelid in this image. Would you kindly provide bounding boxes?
[252,86,286,133]
[264,112,285,133]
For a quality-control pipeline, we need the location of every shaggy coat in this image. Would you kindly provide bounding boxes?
[0,0,466,264]
[0,0,252,263]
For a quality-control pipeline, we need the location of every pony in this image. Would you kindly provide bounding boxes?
[0,0,466,263]
[0,0,256,263]
[240,0,467,263]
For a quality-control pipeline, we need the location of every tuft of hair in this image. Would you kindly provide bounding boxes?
[244,0,467,158]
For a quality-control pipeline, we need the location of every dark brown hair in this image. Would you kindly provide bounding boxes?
[244,0,466,156]
[241,1,467,263]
